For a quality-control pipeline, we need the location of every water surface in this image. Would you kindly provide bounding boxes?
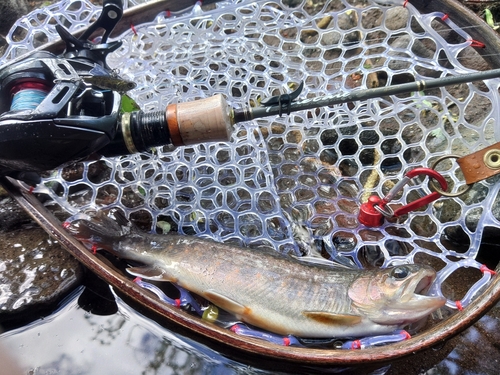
[1,284,499,375]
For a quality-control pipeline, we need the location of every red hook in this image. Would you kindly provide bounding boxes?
[358,168,448,227]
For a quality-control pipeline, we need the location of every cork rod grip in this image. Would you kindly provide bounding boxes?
[166,94,234,146]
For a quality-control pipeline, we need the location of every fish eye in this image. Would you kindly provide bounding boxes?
[391,265,410,279]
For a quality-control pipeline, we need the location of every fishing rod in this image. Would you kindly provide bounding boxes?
[1,0,500,184]
[232,68,500,122]
[156,67,500,149]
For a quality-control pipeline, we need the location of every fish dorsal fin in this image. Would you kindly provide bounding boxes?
[303,311,362,326]
[204,290,250,317]
[127,266,175,282]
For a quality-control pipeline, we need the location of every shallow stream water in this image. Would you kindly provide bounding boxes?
[1,286,257,375]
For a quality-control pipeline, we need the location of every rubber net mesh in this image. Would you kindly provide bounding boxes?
[3,0,500,312]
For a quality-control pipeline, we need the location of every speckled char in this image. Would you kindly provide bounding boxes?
[64,210,445,338]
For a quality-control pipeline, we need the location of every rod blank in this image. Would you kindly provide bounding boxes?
[232,68,500,123]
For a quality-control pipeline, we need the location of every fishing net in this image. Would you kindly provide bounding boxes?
[2,0,500,316]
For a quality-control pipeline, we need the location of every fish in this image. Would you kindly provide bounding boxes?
[63,210,446,338]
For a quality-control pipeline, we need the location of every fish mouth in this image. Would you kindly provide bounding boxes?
[355,265,446,326]
[405,270,446,309]
[373,268,447,326]
[415,274,433,295]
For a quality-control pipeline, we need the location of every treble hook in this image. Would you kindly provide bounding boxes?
[260,81,304,116]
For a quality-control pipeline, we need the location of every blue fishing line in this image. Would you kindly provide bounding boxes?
[11,89,47,111]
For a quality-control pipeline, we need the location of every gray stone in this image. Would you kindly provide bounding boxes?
[388,34,435,72]
[383,6,410,31]
[0,0,28,35]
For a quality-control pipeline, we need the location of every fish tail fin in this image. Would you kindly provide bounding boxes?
[63,209,128,250]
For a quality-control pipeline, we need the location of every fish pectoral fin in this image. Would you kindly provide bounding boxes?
[127,266,174,282]
[204,290,250,317]
[303,311,362,326]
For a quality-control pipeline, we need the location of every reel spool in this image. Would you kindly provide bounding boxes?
[10,80,51,111]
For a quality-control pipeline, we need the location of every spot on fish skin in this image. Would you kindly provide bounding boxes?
[302,311,362,326]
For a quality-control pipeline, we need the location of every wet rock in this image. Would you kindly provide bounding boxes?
[388,34,435,68]
[383,6,410,31]
[0,224,83,325]
[0,193,34,233]
[0,0,28,35]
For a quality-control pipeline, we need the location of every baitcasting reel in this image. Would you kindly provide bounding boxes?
[0,0,233,182]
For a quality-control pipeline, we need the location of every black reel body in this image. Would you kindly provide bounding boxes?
[0,52,121,172]
[0,0,127,174]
